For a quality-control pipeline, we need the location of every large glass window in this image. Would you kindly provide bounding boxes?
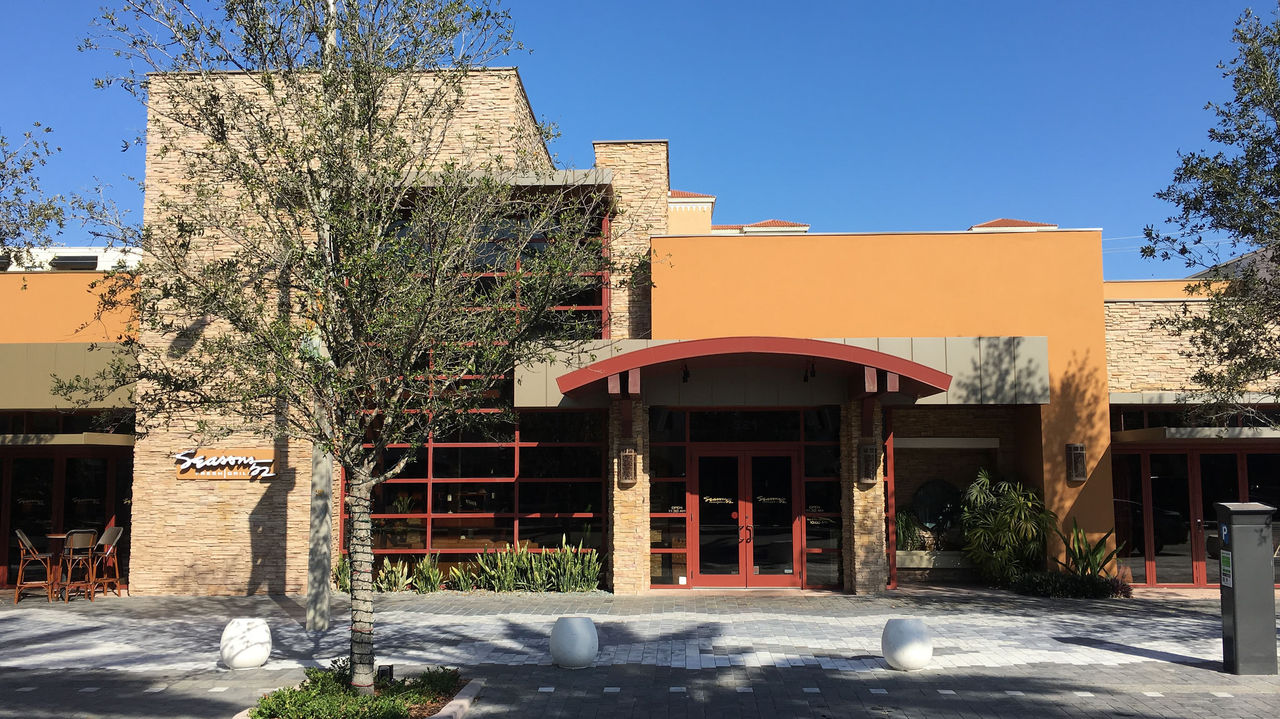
[344,410,606,568]
[1110,453,1146,584]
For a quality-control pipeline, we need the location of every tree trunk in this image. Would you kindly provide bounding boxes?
[346,477,377,693]
[306,439,332,632]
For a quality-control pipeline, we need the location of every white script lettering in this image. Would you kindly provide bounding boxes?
[174,450,277,479]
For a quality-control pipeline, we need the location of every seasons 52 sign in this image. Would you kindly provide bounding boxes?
[174,449,277,480]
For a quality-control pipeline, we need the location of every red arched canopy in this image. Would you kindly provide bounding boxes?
[555,336,952,397]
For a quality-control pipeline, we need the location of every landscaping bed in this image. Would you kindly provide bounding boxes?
[248,659,463,719]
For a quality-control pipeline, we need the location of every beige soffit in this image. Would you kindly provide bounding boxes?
[513,336,1050,408]
[1112,427,1280,443]
[894,437,1000,449]
[1109,391,1280,406]
[0,343,133,410]
[0,432,134,447]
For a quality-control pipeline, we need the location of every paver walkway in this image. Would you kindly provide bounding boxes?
[0,586,1276,717]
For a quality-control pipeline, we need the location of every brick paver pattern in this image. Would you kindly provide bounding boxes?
[0,586,1276,718]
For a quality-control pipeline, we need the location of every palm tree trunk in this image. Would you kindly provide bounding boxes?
[346,476,376,693]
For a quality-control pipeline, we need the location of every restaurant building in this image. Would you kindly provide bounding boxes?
[2,68,1277,595]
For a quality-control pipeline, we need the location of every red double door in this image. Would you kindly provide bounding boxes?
[690,450,802,588]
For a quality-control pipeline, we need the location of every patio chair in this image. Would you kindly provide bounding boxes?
[61,529,97,602]
[90,526,125,599]
[13,529,58,604]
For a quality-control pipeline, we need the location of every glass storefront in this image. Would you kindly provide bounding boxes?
[1,448,132,587]
[648,407,842,589]
[1111,447,1279,586]
[343,409,607,570]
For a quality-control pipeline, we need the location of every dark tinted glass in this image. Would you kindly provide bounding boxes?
[518,481,602,514]
[518,411,605,442]
[431,518,513,549]
[432,447,514,478]
[803,406,840,441]
[373,518,427,550]
[805,552,841,586]
[804,446,839,478]
[431,483,514,514]
[650,553,688,585]
[64,458,109,534]
[805,516,841,549]
[650,481,687,513]
[383,446,429,478]
[804,481,840,514]
[519,518,602,550]
[649,445,686,478]
[649,407,686,442]
[689,411,800,442]
[520,446,603,478]
[374,484,428,514]
[650,518,687,548]
[439,418,516,443]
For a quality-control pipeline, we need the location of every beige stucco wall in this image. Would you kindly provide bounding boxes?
[667,202,712,235]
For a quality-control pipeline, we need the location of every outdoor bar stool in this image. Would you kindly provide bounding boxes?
[60,529,97,602]
[13,529,58,604]
[90,526,125,599]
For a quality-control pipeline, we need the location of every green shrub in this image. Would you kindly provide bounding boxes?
[1013,571,1132,599]
[469,539,602,592]
[411,554,444,593]
[474,543,522,591]
[1056,519,1124,579]
[545,537,602,592]
[332,555,351,593]
[250,659,460,719]
[448,563,477,591]
[374,559,412,593]
[961,469,1057,586]
[896,510,925,551]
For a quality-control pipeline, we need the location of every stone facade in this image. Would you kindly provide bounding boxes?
[1105,300,1206,392]
[593,141,669,341]
[841,398,888,594]
[132,69,553,595]
[607,398,650,594]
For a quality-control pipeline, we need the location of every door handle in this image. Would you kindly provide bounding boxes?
[738,525,746,544]
[745,526,753,544]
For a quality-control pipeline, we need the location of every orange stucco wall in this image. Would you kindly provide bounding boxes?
[0,272,130,343]
[1103,279,1202,300]
[650,230,1114,536]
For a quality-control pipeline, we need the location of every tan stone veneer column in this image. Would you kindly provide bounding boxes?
[593,141,668,341]
[607,398,650,594]
[841,398,888,594]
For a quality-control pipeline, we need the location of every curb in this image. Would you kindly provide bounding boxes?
[231,677,484,719]
[436,678,485,719]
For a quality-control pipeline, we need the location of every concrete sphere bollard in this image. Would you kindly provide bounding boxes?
[881,618,932,671]
[220,618,273,669]
[550,616,598,669]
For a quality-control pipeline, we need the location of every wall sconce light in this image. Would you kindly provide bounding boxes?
[1066,443,1087,482]
[857,443,879,485]
[619,447,638,488]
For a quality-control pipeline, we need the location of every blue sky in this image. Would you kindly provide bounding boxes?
[0,1,1263,279]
